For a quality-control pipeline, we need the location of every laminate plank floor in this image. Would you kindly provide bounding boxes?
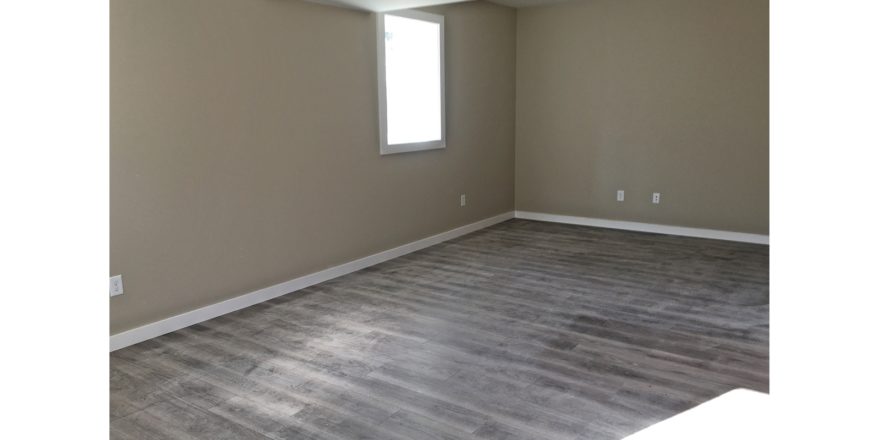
[111,219,769,439]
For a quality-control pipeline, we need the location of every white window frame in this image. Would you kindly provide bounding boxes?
[376,10,446,155]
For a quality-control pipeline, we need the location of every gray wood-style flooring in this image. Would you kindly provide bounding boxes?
[110,219,769,440]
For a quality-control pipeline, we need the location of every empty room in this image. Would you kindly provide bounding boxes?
[107,0,769,438]
[2,0,866,438]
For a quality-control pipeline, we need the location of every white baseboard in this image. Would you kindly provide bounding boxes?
[110,211,514,351]
[514,211,769,245]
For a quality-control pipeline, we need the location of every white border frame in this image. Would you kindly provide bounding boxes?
[377,10,446,155]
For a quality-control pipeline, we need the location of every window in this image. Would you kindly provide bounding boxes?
[377,10,445,155]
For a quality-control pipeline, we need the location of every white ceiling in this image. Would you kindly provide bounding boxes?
[307,0,467,13]
[485,0,575,8]
[306,0,574,12]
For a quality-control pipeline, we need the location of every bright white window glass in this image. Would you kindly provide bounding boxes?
[384,15,441,144]
[377,11,445,155]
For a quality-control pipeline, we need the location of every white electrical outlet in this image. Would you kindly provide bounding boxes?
[652,192,661,204]
[110,275,124,297]
[460,194,467,207]
[616,190,625,202]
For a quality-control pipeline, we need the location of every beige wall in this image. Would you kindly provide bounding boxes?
[112,0,768,335]
[515,0,768,233]
[110,0,516,334]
